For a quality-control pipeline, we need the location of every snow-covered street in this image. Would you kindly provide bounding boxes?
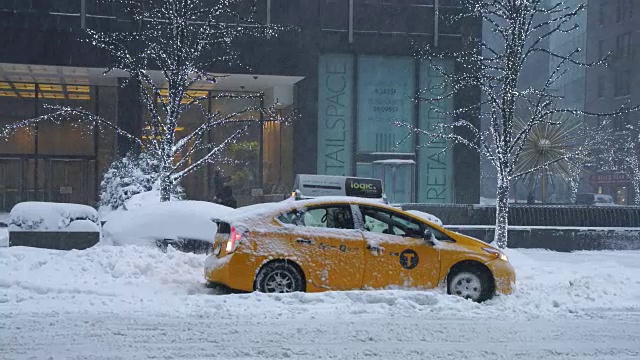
[2,246,640,359]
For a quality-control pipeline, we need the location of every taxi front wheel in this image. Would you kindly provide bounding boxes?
[255,261,306,293]
[447,266,494,302]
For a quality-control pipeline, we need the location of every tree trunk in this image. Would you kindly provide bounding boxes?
[633,174,640,206]
[160,177,172,202]
[633,151,640,205]
[493,178,510,249]
[159,171,172,202]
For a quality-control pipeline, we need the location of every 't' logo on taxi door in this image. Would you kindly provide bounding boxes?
[399,249,419,270]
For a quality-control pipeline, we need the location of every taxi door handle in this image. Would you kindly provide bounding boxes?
[296,238,314,245]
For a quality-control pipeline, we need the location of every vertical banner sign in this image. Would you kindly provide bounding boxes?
[317,54,354,176]
[418,60,454,203]
[357,56,415,153]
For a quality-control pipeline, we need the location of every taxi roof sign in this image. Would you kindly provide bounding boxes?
[293,174,385,201]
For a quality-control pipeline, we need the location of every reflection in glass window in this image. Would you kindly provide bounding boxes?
[291,206,355,229]
[426,225,451,242]
[277,210,303,225]
[360,206,452,241]
[360,207,421,237]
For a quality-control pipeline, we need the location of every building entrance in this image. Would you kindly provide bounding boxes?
[0,158,23,212]
[47,158,95,205]
[0,156,96,212]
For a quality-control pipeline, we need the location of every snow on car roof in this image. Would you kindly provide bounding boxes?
[405,210,443,226]
[222,196,411,225]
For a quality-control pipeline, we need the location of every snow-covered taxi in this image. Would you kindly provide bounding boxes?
[205,197,515,302]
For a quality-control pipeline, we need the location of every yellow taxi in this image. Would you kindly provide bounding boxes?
[205,197,515,302]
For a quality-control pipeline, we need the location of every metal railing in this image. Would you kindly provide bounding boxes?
[401,203,640,227]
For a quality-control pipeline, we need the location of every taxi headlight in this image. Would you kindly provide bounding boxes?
[482,247,508,261]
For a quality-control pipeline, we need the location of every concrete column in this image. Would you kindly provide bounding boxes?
[116,78,142,156]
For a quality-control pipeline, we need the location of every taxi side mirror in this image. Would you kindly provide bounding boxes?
[423,229,435,246]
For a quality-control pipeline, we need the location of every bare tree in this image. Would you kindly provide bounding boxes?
[1,0,285,201]
[401,0,638,248]
[600,123,640,205]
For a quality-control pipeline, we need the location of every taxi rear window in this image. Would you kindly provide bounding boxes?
[217,221,231,234]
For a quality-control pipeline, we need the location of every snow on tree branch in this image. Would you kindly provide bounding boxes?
[407,0,640,248]
[1,0,293,203]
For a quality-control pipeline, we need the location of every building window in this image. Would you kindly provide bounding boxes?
[597,76,605,98]
[616,32,633,59]
[599,2,606,25]
[617,0,632,22]
[614,70,631,97]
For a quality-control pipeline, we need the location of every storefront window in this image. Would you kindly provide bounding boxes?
[0,75,119,209]
[207,93,262,206]
[38,85,95,156]
[357,55,414,154]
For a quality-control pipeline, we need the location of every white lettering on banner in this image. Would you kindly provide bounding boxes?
[419,61,454,203]
[317,54,354,176]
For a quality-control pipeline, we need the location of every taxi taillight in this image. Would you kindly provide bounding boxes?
[226,226,243,253]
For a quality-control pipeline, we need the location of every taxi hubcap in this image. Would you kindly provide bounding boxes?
[451,272,482,300]
[265,270,294,293]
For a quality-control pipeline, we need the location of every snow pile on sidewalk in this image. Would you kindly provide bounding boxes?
[0,228,7,247]
[0,245,205,312]
[1,245,640,320]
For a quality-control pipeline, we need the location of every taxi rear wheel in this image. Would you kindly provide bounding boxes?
[255,261,305,293]
[447,265,494,303]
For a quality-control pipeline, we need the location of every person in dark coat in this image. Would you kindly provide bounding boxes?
[218,185,237,208]
[527,191,535,205]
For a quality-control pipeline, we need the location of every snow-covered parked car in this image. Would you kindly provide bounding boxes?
[8,202,101,250]
[102,200,232,253]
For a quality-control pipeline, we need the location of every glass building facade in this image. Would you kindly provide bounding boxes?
[317,54,455,204]
[0,0,480,210]
[0,65,298,211]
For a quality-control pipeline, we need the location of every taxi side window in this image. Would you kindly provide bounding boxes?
[277,210,303,225]
[424,225,453,242]
[304,206,354,229]
[360,207,422,238]
[279,206,354,229]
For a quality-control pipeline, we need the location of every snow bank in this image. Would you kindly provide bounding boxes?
[0,213,7,247]
[2,246,640,359]
[0,228,7,247]
[0,245,205,312]
[1,245,640,321]
[9,202,100,232]
[102,201,232,246]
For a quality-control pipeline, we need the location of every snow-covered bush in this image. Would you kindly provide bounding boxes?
[99,152,184,211]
